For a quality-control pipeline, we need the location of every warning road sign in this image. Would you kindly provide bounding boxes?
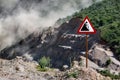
[76,16,97,68]
[77,16,96,34]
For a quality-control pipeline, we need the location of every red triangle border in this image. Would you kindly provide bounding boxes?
[77,16,96,34]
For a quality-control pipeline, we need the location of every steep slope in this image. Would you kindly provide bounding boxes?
[72,0,120,60]
[0,18,100,68]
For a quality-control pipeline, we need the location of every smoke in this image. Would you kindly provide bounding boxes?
[0,0,100,50]
[0,0,19,9]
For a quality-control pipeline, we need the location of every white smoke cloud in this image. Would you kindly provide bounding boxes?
[0,0,19,9]
[0,0,101,50]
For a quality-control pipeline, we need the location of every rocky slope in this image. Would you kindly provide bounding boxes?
[0,56,111,80]
[89,44,120,73]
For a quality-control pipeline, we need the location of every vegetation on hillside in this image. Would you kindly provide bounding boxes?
[37,56,51,71]
[99,70,120,79]
[59,0,120,60]
[73,0,120,60]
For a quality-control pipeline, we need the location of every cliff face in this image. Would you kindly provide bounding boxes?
[0,18,100,68]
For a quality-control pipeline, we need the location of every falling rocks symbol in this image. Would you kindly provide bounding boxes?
[81,22,89,31]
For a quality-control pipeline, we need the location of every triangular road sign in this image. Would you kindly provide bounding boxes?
[77,16,96,34]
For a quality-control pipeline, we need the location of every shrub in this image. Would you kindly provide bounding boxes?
[67,71,79,78]
[99,70,120,79]
[105,59,112,67]
[37,56,51,71]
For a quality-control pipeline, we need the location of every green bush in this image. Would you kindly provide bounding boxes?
[105,59,112,67]
[99,70,120,79]
[37,56,51,71]
[39,56,51,68]
[67,71,79,78]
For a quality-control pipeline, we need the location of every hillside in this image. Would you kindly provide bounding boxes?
[0,0,120,80]
[72,0,120,60]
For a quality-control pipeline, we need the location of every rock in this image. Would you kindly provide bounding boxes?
[44,73,55,80]
[89,45,110,67]
[72,61,79,68]
[15,65,24,72]
[16,56,23,59]
[23,53,33,61]
[68,77,76,80]
[63,65,69,70]
[89,44,120,73]
[53,69,59,72]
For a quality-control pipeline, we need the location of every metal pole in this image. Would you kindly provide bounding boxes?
[86,34,88,68]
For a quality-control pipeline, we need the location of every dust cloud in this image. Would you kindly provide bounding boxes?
[0,0,100,50]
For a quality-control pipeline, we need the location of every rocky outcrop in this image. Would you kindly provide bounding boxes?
[89,44,110,67]
[89,44,120,74]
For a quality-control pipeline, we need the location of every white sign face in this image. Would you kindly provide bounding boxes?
[79,19,94,32]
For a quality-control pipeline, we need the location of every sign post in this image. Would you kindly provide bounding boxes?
[77,16,96,68]
[86,34,88,68]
